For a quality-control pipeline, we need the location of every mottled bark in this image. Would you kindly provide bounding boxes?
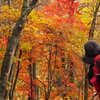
[0,0,38,99]
[9,49,22,100]
[4,43,20,99]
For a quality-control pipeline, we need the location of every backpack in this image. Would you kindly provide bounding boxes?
[90,55,100,86]
[93,55,100,83]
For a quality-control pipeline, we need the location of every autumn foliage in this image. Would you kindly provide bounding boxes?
[0,0,98,100]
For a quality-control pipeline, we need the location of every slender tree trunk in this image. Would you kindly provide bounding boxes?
[9,60,20,100]
[88,1,100,40]
[45,47,52,100]
[84,64,89,100]
[28,59,37,100]
[78,86,80,100]
[8,0,11,7]
[33,63,37,100]
[0,0,2,12]
[9,49,22,100]
[4,43,20,99]
[29,63,33,100]
[81,68,84,100]
[0,0,38,99]
[37,86,41,100]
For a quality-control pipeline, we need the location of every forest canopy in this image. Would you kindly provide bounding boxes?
[0,0,100,100]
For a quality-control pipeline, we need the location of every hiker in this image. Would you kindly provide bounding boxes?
[82,40,100,99]
[90,55,100,98]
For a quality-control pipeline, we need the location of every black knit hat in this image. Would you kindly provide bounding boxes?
[82,40,100,64]
[84,40,100,57]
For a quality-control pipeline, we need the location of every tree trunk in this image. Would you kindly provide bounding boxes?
[29,63,34,100]
[88,1,100,40]
[33,63,37,100]
[37,86,41,100]
[0,0,38,99]
[28,59,37,100]
[4,43,20,99]
[84,64,89,100]
[9,49,22,100]
[45,46,52,100]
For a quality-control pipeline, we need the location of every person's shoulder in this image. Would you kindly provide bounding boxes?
[82,55,94,64]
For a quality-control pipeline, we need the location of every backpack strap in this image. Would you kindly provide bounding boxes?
[96,60,100,73]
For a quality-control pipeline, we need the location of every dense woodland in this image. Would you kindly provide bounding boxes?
[0,0,100,100]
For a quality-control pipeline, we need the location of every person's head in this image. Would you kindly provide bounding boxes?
[82,40,100,65]
[84,40,100,57]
